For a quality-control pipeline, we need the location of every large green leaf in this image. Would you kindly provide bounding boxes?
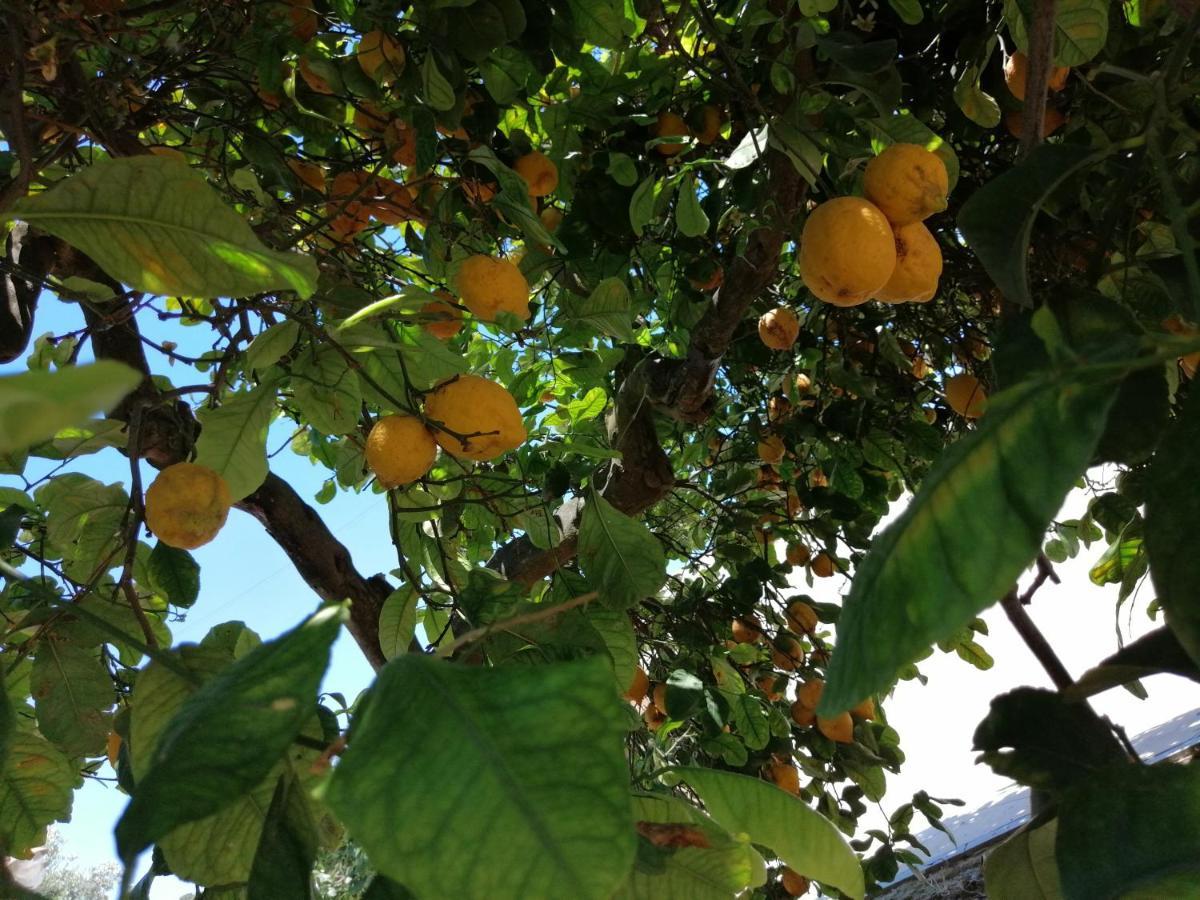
[1057,763,1200,899]
[818,374,1116,715]
[193,381,276,501]
[562,278,635,342]
[1066,627,1200,700]
[0,362,141,455]
[678,768,865,899]
[0,730,76,858]
[568,0,630,47]
[377,586,418,660]
[588,606,638,691]
[116,605,344,863]
[290,346,363,436]
[1146,384,1200,667]
[578,493,667,609]
[147,541,201,609]
[246,772,319,900]
[4,157,317,298]
[31,639,114,758]
[1005,0,1109,66]
[613,793,766,900]
[675,175,709,238]
[34,473,128,582]
[325,655,636,900]
[984,819,1064,900]
[958,145,1099,307]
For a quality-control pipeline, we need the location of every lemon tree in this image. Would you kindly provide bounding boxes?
[1,1,1199,897]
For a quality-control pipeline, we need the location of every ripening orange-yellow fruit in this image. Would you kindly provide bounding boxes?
[810,551,836,578]
[106,731,121,768]
[863,143,949,226]
[785,543,811,567]
[850,697,876,720]
[694,104,724,144]
[284,0,317,41]
[796,679,824,710]
[144,463,233,550]
[453,255,530,323]
[732,615,765,644]
[423,375,526,461]
[781,867,811,896]
[817,711,854,743]
[759,307,801,350]
[298,57,335,94]
[644,705,667,729]
[785,600,818,634]
[539,206,564,234]
[1163,315,1200,378]
[808,468,828,489]
[790,698,815,727]
[421,291,464,341]
[757,673,784,702]
[771,634,805,671]
[945,373,987,419]
[875,222,943,303]
[786,489,803,517]
[385,120,418,168]
[364,414,438,487]
[768,395,792,423]
[757,434,786,465]
[912,356,931,379]
[513,150,559,197]
[287,158,326,194]
[1003,51,1070,100]
[652,682,669,716]
[1004,107,1067,140]
[357,29,405,80]
[768,758,801,794]
[799,197,897,306]
[624,666,650,703]
[793,373,813,395]
[653,111,690,156]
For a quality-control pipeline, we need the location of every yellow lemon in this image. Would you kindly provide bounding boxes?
[757,434,786,465]
[799,197,897,306]
[653,111,690,156]
[424,375,526,461]
[875,222,943,303]
[513,150,559,197]
[945,373,988,418]
[1003,51,1069,100]
[365,414,438,487]
[453,255,530,323]
[421,291,464,341]
[817,711,854,743]
[144,462,232,550]
[863,143,949,226]
[758,307,801,350]
[785,599,818,634]
[357,29,405,80]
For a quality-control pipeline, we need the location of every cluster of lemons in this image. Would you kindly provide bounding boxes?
[800,142,949,308]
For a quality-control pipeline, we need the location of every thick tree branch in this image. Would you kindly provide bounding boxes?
[1020,0,1058,157]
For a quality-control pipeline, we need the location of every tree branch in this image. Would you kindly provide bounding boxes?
[1020,0,1058,157]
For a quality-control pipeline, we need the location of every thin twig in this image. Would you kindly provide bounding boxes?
[1000,587,1074,690]
[437,591,599,659]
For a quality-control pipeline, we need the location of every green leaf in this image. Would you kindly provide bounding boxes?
[888,0,924,24]
[1057,763,1200,899]
[1066,627,1200,699]
[325,656,636,900]
[1006,0,1109,66]
[377,586,418,660]
[0,666,12,775]
[818,374,1116,715]
[953,64,1001,128]
[578,493,667,609]
[291,346,363,436]
[245,321,300,372]
[563,278,635,342]
[194,381,276,501]
[984,819,1064,900]
[613,793,766,900]
[116,605,345,863]
[0,730,76,858]
[35,473,128,582]
[972,688,1127,792]
[4,157,317,298]
[0,362,141,454]
[480,47,534,104]
[246,772,319,900]
[768,120,824,186]
[678,768,865,899]
[727,693,771,750]
[568,0,629,47]
[1146,384,1200,668]
[588,606,638,691]
[31,639,114,758]
[420,53,456,111]
[147,541,201,609]
[675,175,709,238]
[958,144,1099,307]
[629,176,656,236]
